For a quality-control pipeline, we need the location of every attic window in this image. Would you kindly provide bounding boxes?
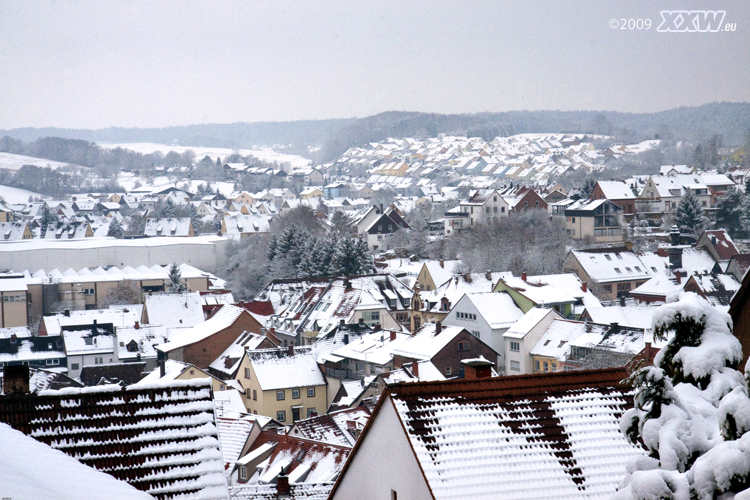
[544,340,551,346]
[634,266,642,272]
[616,253,623,260]
[605,255,612,261]
[558,340,567,348]
[651,267,658,272]
[84,337,93,345]
[625,267,632,273]
[614,268,622,274]
[589,256,597,262]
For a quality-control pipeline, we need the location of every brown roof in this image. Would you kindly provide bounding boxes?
[79,362,147,387]
[0,380,226,500]
[702,229,739,260]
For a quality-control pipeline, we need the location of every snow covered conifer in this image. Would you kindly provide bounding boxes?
[713,187,745,238]
[107,218,124,239]
[673,190,705,235]
[166,263,188,293]
[615,292,750,500]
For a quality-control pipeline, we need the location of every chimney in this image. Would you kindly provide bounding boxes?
[287,345,294,356]
[620,295,626,306]
[486,270,492,280]
[158,350,166,377]
[3,365,30,395]
[411,361,419,378]
[380,203,383,213]
[134,321,140,330]
[390,330,397,341]
[670,225,680,246]
[339,319,345,326]
[92,319,98,336]
[461,356,495,380]
[581,282,587,293]
[610,322,619,332]
[64,309,70,317]
[439,260,444,269]
[435,321,442,335]
[645,341,653,360]
[343,333,349,345]
[521,272,527,282]
[373,323,381,331]
[675,271,682,284]
[358,317,364,324]
[276,466,291,499]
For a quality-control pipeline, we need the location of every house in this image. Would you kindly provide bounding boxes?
[558,198,624,242]
[390,322,500,379]
[42,220,94,239]
[133,358,230,393]
[499,185,549,213]
[0,221,32,241]
[157,304,263,369]
[234,346,327,423]
[730,268,750,367]
[590,180,636,214]
[695,229,739,263]
[287,405,371,447]
[61,323,119,379]
[441,291,525,364]
[0,274,28,328]
[355,205,411,251]
[289,167,325,186]
[208,330,278,380]
[328,367,643,500]
[221,214,272,239]
[562,248,654,301]
[144,217,194,237]
[0,373,227,500]
[413,259,462,291]
[410,271,509,332]
[231,427,349,497]
[0,332,66,373]
[323,182,350,199]
[502,307,562,374]
[456,189,509,229]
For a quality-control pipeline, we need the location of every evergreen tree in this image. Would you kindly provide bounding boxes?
[745,176,750,194]
[107,218,124,239]
[267,234,278,261]
[159,198,178,218]
[166,263,188,293]
[185,203,201,235]
[39,204,57,235]
[578,177,597,200]
[693,144,705,168]
[353,238,374,274]
[674,190,705,235]
[616,293,750,500]
[713,187,746,238]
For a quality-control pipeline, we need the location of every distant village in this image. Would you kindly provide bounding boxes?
[1,132,750,499]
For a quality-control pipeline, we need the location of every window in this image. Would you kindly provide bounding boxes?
[510,360,520,371]
[94,356,103,365]
[391,490,398,500]
[535,200,539,206]
[535,360,540,372]
[46,359,60,366]
[524,201,528,207]
[552,363,557,371]
[471,330,480,338]
[253,390,257,401]
[71,363,79,370]
[219,383,225,391]
[277,411,286,422]
[246,388,251,398]
[84,288,95,295]
[307,408,317,418]
[457,341,470,352]
[292,389,301,399]
[501,206,505,213]
[446,366,452,376]
[510,341,520,352]
[244,368,251,379]
[543,361,549,372]
[571,217,575,223]
[605,254,612,261]
[240,465,247,480]
[307,387,315,398]
[276,390,285,400]
[614,268,622,274]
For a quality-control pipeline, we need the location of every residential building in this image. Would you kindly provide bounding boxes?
[144,217,194,237]
[503,307,561,374]
[590,180,637,214]
[234,346,327,423]
[0,274,28,328]
[559,199,624,242]
[563,248,655,301]
[0,221,32,241]
[328,368,643,500]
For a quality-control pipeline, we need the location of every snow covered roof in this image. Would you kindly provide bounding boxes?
[504,307,562,339]
[42,306,142,336]
[144,217,192,237]
[391,323,476,361]
[570,248,652,283]
[288,406,371,448]
[216,414,273,470]
[143,291,205,330]
[247,347,327,391]
[359,368,643,500]
[157,304,246,352]
[498,275,577,306]
[0,380,227,500]
[455,292,525,329]
[582,305,658,330]
[209,331,275,378]
[596,180,636,199]
[0,421,154,500]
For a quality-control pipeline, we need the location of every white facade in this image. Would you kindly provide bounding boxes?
[503,308,560,375]
[330,397,433,500]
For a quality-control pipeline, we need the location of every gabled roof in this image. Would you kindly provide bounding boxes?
[0,379,227,500]
[331,368,642,500]
[247,347,326,391]
[143,292,205,330]
[595,180,636,200]
[453,292,525,329]
[569,248,652,283]
[289,406,371,448]
[158,304,247,353]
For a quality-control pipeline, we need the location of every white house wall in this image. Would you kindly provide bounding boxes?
[331,396,434,500]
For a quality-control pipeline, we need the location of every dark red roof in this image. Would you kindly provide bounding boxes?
[237,300,275,317]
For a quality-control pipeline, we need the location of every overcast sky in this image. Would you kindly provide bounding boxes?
[0,0,748,129]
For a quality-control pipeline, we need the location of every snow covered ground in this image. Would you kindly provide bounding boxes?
[100,142,311,169]
[0,184,44,203]
[0,152,82,171]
